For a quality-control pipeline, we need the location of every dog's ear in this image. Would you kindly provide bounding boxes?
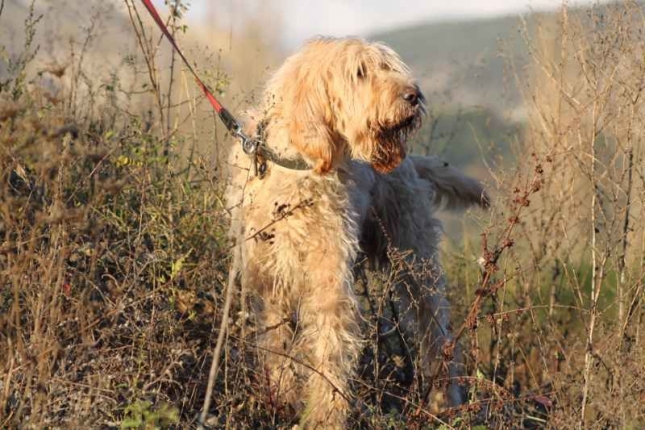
[410,155,490,210]
[264,51,341,175]
[287,79,340,174]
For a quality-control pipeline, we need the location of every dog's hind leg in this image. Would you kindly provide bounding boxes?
[391,260,465,408]
[365,158,467,408]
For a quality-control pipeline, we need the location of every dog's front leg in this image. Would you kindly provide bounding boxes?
[296,249,361,429]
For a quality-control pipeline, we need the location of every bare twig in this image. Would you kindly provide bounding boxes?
[198,230,241,427]
[124,0,166,134]
[617,147,634,330]
[581,89,604,430]
[165,0,180,156]
[244,198,314,243]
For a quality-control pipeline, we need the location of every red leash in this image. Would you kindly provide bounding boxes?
[139,0,243,136]
[139,0,310,176]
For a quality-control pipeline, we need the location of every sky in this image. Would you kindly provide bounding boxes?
[179,0,598,48]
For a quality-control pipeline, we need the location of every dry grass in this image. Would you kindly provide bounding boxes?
[1,0,644,428]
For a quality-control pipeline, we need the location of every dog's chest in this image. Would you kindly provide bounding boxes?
[241,173,362,284]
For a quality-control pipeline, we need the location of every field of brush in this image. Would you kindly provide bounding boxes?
[1,1,644,428]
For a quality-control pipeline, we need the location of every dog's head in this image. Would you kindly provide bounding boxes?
[263,37,424,174]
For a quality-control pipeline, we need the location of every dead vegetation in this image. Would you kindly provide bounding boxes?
[1,0,644,428]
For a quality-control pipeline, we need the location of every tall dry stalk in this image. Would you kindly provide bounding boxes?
[513,2,645,426]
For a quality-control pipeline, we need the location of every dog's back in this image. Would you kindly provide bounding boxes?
[361,155,488,264]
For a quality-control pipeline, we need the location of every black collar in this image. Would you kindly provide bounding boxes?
[256,145,311,171]
[253,120,311,177]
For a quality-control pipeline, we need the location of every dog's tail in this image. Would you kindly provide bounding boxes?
[410,155,489,211]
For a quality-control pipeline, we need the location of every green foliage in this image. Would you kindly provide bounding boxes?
[121,400,179,429]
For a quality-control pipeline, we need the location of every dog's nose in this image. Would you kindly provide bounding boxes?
[402,89,420,106]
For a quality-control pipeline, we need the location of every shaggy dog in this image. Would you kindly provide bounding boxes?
[226,37,487,428]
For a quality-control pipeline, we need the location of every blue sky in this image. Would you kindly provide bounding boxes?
[167,0,598,48]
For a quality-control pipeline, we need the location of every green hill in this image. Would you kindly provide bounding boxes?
[370,15,534,169]
[371,14,532,113]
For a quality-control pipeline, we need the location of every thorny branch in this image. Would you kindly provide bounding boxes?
[454,156,545,344]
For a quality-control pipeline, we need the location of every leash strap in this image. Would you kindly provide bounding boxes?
[139,0,241,135]
[139,0,311,176]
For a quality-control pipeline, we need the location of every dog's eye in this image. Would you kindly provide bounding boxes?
[356,65,366,80]
[381,64,391,72]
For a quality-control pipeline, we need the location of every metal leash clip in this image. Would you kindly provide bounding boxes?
[223,118,264,178]
[240,132,258,156]
[238,132,267,178]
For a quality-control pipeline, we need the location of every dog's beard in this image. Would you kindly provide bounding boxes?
[371,114,421,173]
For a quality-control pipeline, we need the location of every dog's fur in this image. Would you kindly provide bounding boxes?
[225,37,487,428]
